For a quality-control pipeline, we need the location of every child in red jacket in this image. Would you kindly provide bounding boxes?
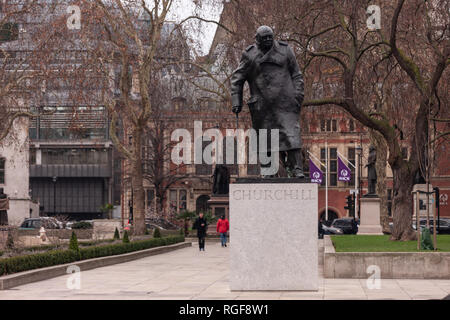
[216,215,229,247]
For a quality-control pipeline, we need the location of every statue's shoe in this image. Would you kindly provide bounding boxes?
[293,169,305,179]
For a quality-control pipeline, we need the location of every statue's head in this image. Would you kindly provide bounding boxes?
[255,25,274,51]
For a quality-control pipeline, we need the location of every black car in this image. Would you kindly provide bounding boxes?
[413,219,450,234]
[331,218,358,234]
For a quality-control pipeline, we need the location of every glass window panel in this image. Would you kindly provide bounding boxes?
[330,160,337,172]
[330,174,337,186]
[330,148,337,159]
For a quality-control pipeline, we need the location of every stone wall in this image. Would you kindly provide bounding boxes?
[324,235,450,279]
[0,117,31,226]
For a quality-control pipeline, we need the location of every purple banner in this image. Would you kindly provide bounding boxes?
[309,160,323,184]
[338,157,351,182]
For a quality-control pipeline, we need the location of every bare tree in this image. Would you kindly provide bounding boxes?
[74,0,199,234]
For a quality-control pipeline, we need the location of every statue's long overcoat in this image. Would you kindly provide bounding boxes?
[231,40,304,152]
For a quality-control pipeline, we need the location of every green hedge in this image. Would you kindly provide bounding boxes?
[0,235,184,276]
[79,239,116,247]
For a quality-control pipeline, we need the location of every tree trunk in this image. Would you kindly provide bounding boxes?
[132,129,146,235]
[390,164,416,241]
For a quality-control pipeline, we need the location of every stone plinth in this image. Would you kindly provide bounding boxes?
[358,196,383,235]
[229,181,318,291]
[207,194,229,220]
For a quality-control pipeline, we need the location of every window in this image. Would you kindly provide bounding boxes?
[387,189,392,217]
[0,158,5,184]
[320,119,338,132]
[0,23,19,43]
[320,148,337,186]
[169,189,187,214]
[329,148,337,186]
[30,149,36,165]
[146,189,155,212]
[349,119,355,132]
[41,148,108,165]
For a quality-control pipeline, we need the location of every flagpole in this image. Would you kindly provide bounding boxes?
[325,140,328,221]
[336,151,356,169]
[337,150,357,219]
[354,142,359,220]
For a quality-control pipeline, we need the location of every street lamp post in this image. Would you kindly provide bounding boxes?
[355,146,363,220]
[52,176,57,214]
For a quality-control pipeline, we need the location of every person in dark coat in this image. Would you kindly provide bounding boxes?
[231,26,305,178]
[192,212,208,251]
[318,218,324,239]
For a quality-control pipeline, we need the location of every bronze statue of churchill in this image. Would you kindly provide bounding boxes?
[231,26,305,178]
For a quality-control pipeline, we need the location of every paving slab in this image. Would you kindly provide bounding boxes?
[0,241,448,300]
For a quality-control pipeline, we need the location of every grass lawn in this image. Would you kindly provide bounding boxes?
[331,235,450,252]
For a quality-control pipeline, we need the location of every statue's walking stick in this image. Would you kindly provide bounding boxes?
[236,112,240,179]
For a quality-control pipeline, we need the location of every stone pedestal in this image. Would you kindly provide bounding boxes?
[358,196,383,235]
[207,194,229,220]
[229,180,318,291]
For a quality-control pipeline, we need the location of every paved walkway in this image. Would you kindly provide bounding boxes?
[0,242,449,300]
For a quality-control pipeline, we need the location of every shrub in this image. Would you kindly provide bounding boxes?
[6,231,14,250]
[0,235,185,276]
[113,227,120,240]
[122,230,130,243]
[0,250,80,275]
[69,231,79,250]
[23,244,61,252]
[153,227,161,238]
[421,228,434,250]
[71,222,93,229]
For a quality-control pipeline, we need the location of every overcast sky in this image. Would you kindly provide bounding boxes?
[167,0,223,55]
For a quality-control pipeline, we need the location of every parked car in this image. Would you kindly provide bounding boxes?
[412,219,450,234]
[322,224,344,235]
[19,217,63,230]
[330,218,358,234]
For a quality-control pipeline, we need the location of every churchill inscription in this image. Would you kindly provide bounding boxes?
[232,188,316,201]
[230,183,318,291]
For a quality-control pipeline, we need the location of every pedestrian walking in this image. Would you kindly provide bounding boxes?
[216,215,229,247]
[192,212,208,251]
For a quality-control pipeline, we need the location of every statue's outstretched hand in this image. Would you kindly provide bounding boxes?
[232,105,242,114]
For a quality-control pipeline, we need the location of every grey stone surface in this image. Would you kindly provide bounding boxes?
[358,197,383,235]
[0,242,191,290]
[229,183,318,290]
[1,242,450,300]
[323,235,450,279]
